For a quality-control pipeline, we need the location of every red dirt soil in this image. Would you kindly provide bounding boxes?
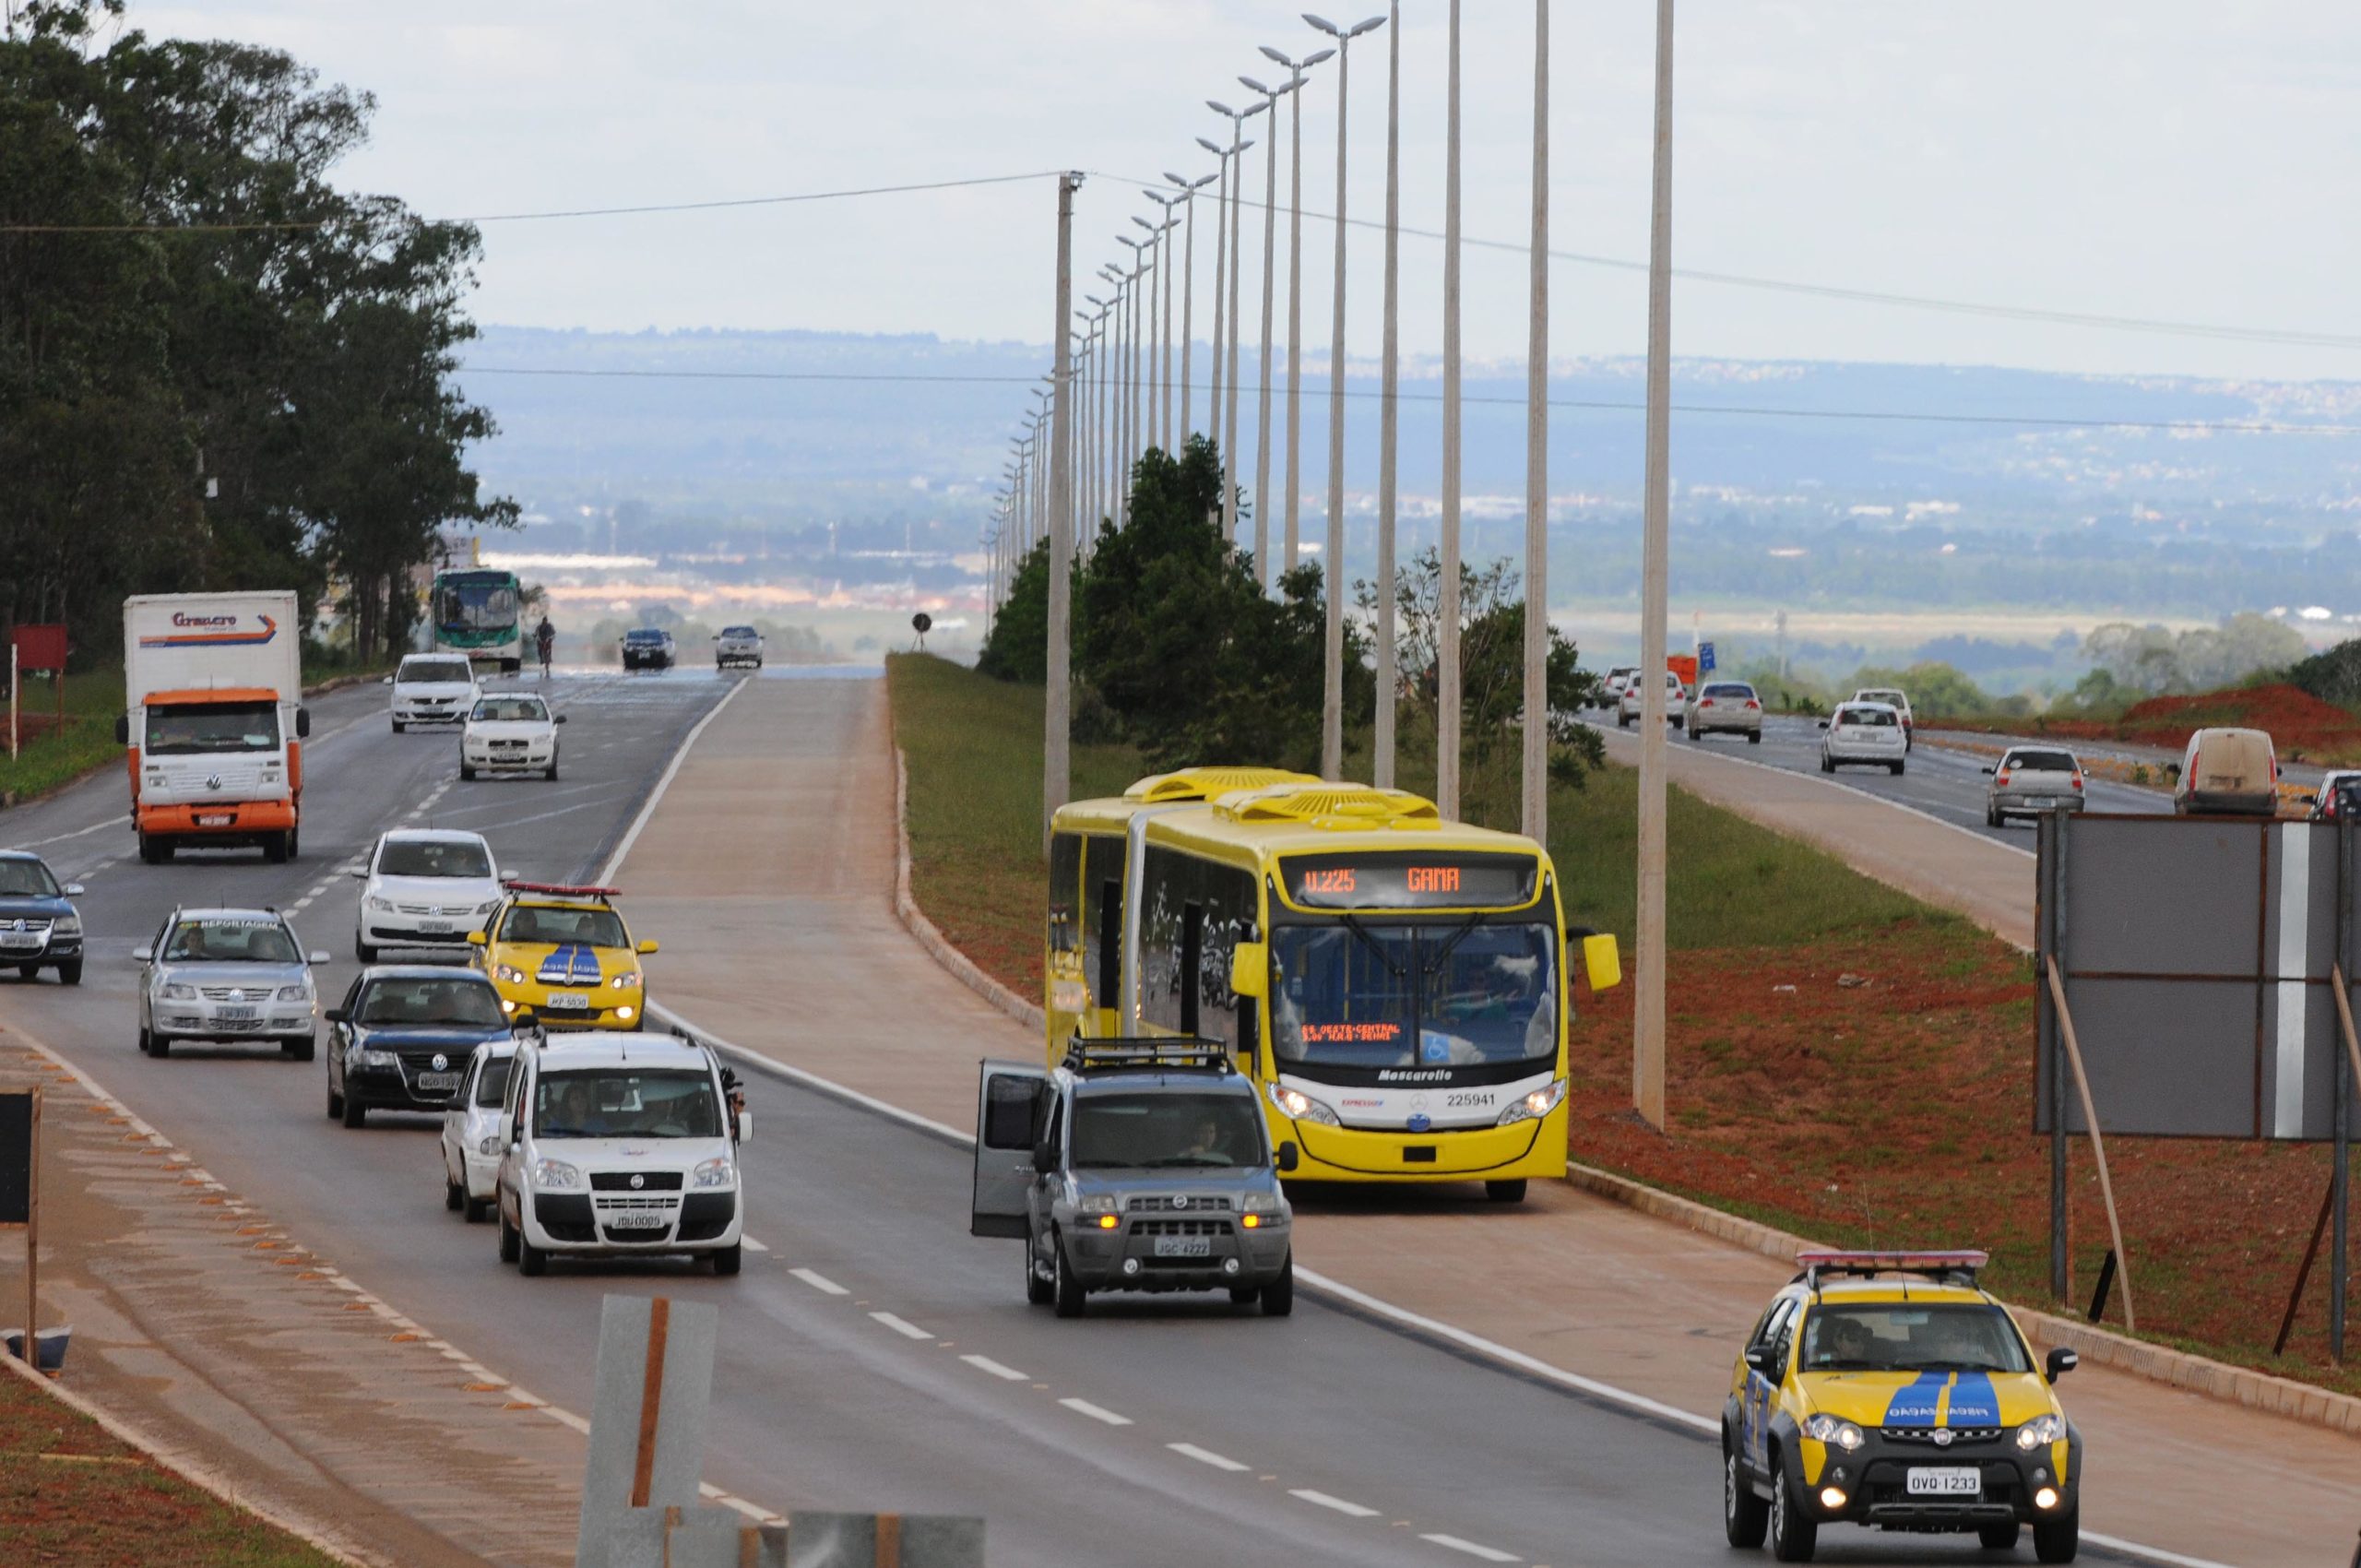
[1983,683,2361,764]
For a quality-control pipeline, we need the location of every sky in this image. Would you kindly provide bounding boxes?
[128,1,2361,384]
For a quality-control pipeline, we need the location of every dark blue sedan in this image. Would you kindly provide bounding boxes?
[0,850,83,985]
[324,966,516,1128]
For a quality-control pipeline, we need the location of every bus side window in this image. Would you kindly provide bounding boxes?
[1095,880,1121,1002]
[1047,833,1083,954]
[1236,996,1259,1075]
[1179,902,1204,1037]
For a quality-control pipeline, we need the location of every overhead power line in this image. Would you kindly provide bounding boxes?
[457,364,2361,435]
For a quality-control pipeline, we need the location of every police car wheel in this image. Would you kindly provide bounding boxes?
[1260,1255,1295,1317]
[1979,1521,2021,1550]
[1025,1238,1054,1306]
[1768,1455,1817,1562]
[1723,1442,1769,1548]
[2033,1506,2078,1564]
[1051,1237,1086,1318]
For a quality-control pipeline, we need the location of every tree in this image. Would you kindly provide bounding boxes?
[1847,661,1991,719]
[977,538,1051,683]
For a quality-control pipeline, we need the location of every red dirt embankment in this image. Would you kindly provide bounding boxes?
[1975,684,2361,766]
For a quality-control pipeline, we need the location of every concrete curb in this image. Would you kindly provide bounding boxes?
[882,710,2361,1441]
[0,1342,379,1567]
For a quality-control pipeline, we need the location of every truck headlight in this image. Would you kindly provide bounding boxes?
[2014,1413,2064,1450]
[1496,1078,1570,1125]
[1267,1083,1340,1125]
[161,982,196,1001]
[1240,1192,1282,1213]
[496,965,528,985]
[532,1158,583,1190]
[692,1156,735,1189]
[1803,1412,1865,1452]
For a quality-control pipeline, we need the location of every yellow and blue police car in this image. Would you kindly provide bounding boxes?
[469,882,656,1029]
[1723,1251,2081,1563]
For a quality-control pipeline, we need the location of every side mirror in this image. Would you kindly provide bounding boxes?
[1581,932,1622,993]
[307,950,331,966]
[295,707,311,739]
[554,714,569,725]
[735,1111,753,1145]
[1275,1140,1299,1173]
[62,884,84,897]
[325,1008,349,1025]
[636,939,659,955]
[349,866,367,879]
[1229,940,1267,1001]
[133,945,151,964]
[1030,1141,1059,1175]
[2044,1346,2078,1383]
[1980,764,1995,775]
[1744,1345,1782,1378]
[114,716,130,744]
[467,931,489,946]
[1817,719,1831,730]
[380,675,395,685]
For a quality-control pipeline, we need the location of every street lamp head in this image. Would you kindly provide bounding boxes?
[1350,15,1386,38]
[1195,136,1225,158]
[1240,75,1271,95]
[1305,46,1335,66]
[1132,215,1157,232]
[1304,13,1340,37]
[1207,99,1237,118]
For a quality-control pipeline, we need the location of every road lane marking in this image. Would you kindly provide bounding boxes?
[4,817,118,851]
[789,1267,847,1295]
[1289,1489,1378,1517]
[740,1236,769,1253]
[868,1312,931,1341]
[1168,1442,1249,1472]
[1421,1535,1518,1562]
[596,676,751,883]
[959,1354,1028,1382]
[1057,1397,1132,1426]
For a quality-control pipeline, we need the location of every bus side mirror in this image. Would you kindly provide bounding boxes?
[1275,1141,1299,1173]
[1581,933,1622,993]
[1229,941,1267,1000]
[296,707,311,739]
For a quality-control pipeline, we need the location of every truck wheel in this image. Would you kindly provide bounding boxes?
[1260,1254,1295,1317]
[287,826,299,859]
[1485,1179,1527,1203]
[138,834,171,864]
[1228,1285,1261,1306]
[1768,1455,1818,1562]
[2032,1507,2078,1564]
[56,961,81,986]
[1051,1235,1086,1318]
[710,1243,742,1277]
[264,833,289,865]
[1978,1521,2021,1550]
[326,1080,343,1119]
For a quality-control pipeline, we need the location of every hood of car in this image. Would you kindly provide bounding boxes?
[497,940,633,984]
[466,719,554,741]
[1798,1369,2055,1431]
[0,894,73,920]
[395,682,475,699]
[346,1022,511,1051]
[1069,1165,1280,1202]
[528,1134,718,1168]
[368,874,502,908]
[154,961,306,992]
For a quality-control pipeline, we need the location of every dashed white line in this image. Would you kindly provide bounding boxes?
[1420,1535,1519,1562]
[740,1236,769,1253]
[1167,1442,1249,1472]
[1057,1397,1133,1427]
[788,1267,847,1296]
[959,1354,1029,1383]
[868,1312,932,1341]
[1288,1489,1378,1518]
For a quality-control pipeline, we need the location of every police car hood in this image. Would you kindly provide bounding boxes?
[1799,1368,2054,1430]
[502,938,630,983]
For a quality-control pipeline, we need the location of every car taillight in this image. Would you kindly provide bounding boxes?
[2070,775,2083,791]
[1700,698,1714,708]
[1745,699,1761,710]
[1996,772,2011,787]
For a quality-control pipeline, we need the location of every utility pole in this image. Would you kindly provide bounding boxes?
[1437,0,1464,820]
[1374,0,1402,789]
[1046,173,1080,854]
[1521,0,1550,841]
[1634,0,1677,1131]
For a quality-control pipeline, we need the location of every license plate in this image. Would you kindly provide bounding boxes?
[196,814,231,826]
[419,920,452,933]
[1152,1236,1212,1259]
[0,936,40,951]
[1905,1467,1981,1497]
[417,1072,461,1093]
[215,1006,259,1022]
[543,992,589,1010]
[607,1211,668,1230]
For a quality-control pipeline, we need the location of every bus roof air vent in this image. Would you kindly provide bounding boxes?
[1215,785,1442,831]
[1122,766,1320,803]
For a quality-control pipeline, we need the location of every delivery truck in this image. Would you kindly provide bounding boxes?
[116,592,310,864]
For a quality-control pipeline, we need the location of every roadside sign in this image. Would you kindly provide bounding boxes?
[1699,641,1715,674]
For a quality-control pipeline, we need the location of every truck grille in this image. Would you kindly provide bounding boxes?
[1881,1427,2002,1445]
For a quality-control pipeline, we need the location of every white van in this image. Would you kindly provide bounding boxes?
[2174,728,2278,817]
[493,1029,748,1276]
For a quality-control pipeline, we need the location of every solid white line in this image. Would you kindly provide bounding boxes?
[1420,1535,1518,1562]
[1288,1489,1378,1518]
[868,1311,931,1341]
[740,1236,770,1253]
[959,1354,1029,1383]
[596,676,751,884]
[2082,1533,2239,1568]
[789,1266,848,1296]
[1167,1442,1249,1472]
[1057,1396,1132,1427]
[648,1001,972,1145]
[4,816,119,851]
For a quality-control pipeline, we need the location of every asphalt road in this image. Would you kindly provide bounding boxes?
[0,669,2147,1567]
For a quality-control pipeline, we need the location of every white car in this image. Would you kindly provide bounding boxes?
[1820,701,1908,775]
[353,828,504,961]
[1850,686,1914,750]
[136,907,327,1059]
[714,625,765,671]
[494,1029,749,1277]
[460,692,564,781]
[443,1037,519,1222]
[388,654,479,732]
[1601,666,1638,710]
[1619,671,1686,728]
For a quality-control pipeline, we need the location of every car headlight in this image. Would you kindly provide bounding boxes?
[2015,1412,2064,1450]
[161,982,196,1001]
[51,915,79,937]
[1076,1194,1119,1215]
[366,897,395,913]
[496,965,528,985]
[476,900,501,916]
[277,984,311,1002]
[356,1048,398,1069]
[532,1158,583,1190]
[1803,1413,1866,1452]
[692,1156,735,1189]
[610,972,640,989]
[1267,1082,1341,1125]
[1496,1078,1570,1125]
[478,1134,504,1156]
[1240,1192,1283,1213]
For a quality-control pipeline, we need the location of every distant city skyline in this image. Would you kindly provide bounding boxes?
[140,1,2361,383]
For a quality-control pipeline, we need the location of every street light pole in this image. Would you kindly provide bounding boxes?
[1202,136,1231,457]
[1306,11,1386,781]
[1635,0,1676,1131]
[1521,0,1550,841]
[1164,172,1216,444]
[1213,103,1264,554]
[1438,0,1463,820]
[1241,70,1305,593]
[1375,0,1402,790]
[1145,190,1184,447]
[1046,172,1081,855]
[1259,43,1333,576]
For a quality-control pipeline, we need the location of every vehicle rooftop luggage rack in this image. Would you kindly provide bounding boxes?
[1062,1037,1229,1074]
[1794,1249,1987,1289]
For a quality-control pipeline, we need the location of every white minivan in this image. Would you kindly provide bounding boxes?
[494,1029,748,1276]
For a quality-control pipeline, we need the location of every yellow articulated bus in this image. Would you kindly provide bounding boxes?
[1045,767,1621,1202]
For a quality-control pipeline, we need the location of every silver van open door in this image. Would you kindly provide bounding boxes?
[972,1059,1049,1239]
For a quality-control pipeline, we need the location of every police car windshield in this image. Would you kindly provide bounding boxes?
[163,919,299,964]
[356,978,504,1028]
[502,905,627,947]
[1071,1092,1264,1168]
[1269,920,1557,1071]
[0,861,60,897]
[378,838,492,878]
[1800,1303,2030,1374]
[535,1069,718,1139]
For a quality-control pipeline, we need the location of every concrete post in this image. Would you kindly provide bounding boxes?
[1437,0,1463,820]
[1634,0,1676,1130]
[1521,0,1550,841]
[1046,173,1079,855]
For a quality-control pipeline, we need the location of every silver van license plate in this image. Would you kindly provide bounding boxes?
[1152,1237,1211,1259]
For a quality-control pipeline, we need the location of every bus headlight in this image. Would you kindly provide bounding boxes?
[1267,1083,1339,1125]
[1496,1079,1569,1125]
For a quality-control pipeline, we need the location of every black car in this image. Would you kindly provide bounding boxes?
[0,851,84,985]
[325,967,514,1128]
[621,628,675,671]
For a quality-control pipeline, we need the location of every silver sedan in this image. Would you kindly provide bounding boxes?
[1982,745,2085,826]
[137,907,327,1059]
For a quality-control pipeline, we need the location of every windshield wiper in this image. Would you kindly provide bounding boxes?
[1422,913,1486,978]
[1340,915,1407,980]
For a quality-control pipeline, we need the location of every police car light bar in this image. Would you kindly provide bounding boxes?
[500,880,621,897]
[1062,1037,1229,1074]
[1796,1250,1988,1289]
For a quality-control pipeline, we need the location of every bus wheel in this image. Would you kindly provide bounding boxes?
[1485,1179,1528,1204]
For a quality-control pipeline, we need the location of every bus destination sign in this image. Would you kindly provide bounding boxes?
[1281,852,1537,911]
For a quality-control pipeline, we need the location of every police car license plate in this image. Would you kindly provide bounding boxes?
[1152,1236,1212,1259]
[543,992,590,1010]
[1905,1467,1980,1497]
[419,920,452,933]
[418,1072,461,1093]
[608,1211,667,1230]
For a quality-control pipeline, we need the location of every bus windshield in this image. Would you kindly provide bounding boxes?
[1268,921,1558,1071]
[436,576,518,634]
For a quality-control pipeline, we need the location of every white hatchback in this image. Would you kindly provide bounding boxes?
[388,654,479,732]
[353,828,504,961]
[460,692,564,781]
[1820,702,1908,775]
[442,1037,518,1222]
[1619,671,1686,728]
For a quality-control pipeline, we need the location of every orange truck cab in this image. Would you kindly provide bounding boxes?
[118,592,310,864]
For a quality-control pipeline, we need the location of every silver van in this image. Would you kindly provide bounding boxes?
[2173,727,2278,817]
